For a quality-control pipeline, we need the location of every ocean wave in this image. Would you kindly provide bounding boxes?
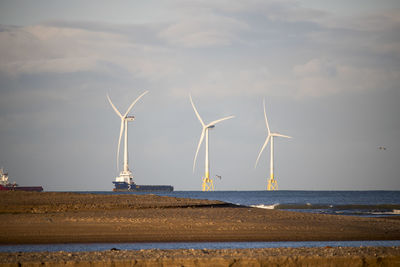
[294,204,399,211]
[250,204,280,210]
[250,203,400,212]
[369,209,400,216]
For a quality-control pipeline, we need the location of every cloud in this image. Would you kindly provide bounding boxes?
[0,25,107,75]
[173,0,327,22]
[0,23,181,82]
[159,14,248,47]
[177,67,289,99]
[0,2,399,100]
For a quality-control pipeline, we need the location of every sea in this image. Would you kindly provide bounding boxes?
[1,190,400,253]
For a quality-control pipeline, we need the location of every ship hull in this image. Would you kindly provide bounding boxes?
[0,185,43,192]
[112,181,173,192]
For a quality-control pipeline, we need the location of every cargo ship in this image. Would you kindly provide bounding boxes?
[112,169,173,192]
[0,168,43,192]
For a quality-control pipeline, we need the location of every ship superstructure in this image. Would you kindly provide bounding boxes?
[0,168,43,192]
[0,168,10,186]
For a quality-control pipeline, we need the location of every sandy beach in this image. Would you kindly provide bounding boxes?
[1,191,400,266]
[1,191,400,244]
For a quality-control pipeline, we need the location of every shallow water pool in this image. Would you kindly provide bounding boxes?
[1,240,400,253]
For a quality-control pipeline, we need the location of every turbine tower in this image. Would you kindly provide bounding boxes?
[255,99,291,191]
[190,95,234,191]
[107,91,148,186]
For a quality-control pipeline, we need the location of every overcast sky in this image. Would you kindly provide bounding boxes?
[0,0,399,191]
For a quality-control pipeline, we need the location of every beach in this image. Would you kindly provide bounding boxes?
[1,191,400,266]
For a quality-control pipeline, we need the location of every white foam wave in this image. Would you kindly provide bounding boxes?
[371,209,400,215]
[250,203,279,210]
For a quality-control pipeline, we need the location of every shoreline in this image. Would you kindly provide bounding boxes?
[1,192,400,265]
[1,191,400,244]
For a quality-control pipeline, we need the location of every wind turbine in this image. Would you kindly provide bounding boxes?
[107,91,148,186]
[190,95,234,191]
[255,99,291,191]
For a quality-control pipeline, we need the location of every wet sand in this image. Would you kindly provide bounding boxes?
[1,191,400,244]
[1,191,400,266]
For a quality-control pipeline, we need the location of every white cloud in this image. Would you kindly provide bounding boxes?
[173,0,327,23]
[0,2,399,100]
[159,14,248,47]
[0,24,182,81]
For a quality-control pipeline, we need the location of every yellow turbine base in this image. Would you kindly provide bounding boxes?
[202,177,214,191]
[267,178,278,191]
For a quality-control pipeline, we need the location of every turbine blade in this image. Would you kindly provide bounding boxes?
[207,116,235,128]
[107,94,122,118]
[263,98,271,135]
[124,90,149,118]
[193,128,205,172]
[116,119,124,171]
[255,135,270,168]
[273,133,292,138]
[189,94,205,127]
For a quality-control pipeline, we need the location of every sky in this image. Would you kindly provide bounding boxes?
[0,0,399,191]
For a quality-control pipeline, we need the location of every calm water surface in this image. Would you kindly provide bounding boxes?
[1,241,400,253]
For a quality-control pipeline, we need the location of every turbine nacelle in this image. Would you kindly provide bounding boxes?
[126,116,135,122]
[207,125,215,129]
